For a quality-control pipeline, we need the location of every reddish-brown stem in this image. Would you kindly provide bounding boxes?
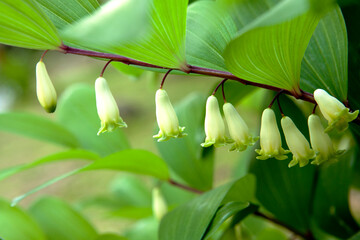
[168,179,203,194]
[277,96,285,117]
[100,59,113,77]
[40,49,48,61]
[59,45,360,125]
[268,90,284,108]
[312,104,318,114]
[212,78,227,96]
[221,80,227,103]
[160,69,173,89]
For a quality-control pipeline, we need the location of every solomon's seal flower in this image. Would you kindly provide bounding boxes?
[314,89,358,132]
[153,89,186,142]
[201,95,231,147]
[281,116,316,167]
[223,102,258,151]
[36,60,57,113]
[152,187,167,221]
[255,108,289,160]
[95,77,127,135]
[308,114,345,165]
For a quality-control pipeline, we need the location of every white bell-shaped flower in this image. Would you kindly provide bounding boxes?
[153,89,186,142]
[223,102,258,151]
[95,77,127,135]
[36,61,57,113]
[255,108,289,160]
[314,89,358,132]
[308,114,344,165]
[281,116,315,167]
[201,95,231,147]
[152,187,167,221]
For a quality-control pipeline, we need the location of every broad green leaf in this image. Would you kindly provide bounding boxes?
[250,95,316,233]
[34,0,99,29]
[125,217,158,240]
[0,0,61,49]
[29,197,98,240]
[0,112,79,148]
[61,0,150,50]
[112,62,144,78]
[96,234,128,240]
[111,206,152,220]
[204,201,250,239]
[56,84,130,156]
[0,199,46,240]
[186,1,237,71]
[312,148,360,238]
[156,93,214,191]
[225,11,320,94]
[213,81,257,107]
[0,149,98,181]
[81,149,169,180]
[301,6,348,100]
[159,175,256,240]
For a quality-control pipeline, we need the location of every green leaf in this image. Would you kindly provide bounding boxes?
[349,232,360,240]
[0,112,79,148]
[312,148,360,238]
[0,0,61,49]
[96,234,128,240]
[111,206,153,220]
[0,199,46,240]
[159,175,256,240]
[156,93,214,191]
[225,11,320,94]
[81,149,169,180]
[250,95,316,233]
[34,0,99,29]
[185,1,237,71]
[61,0,150,50]
[0,149,98,181]
[29,197,98,240]
[125,217,158,240]
[301,6,348,100]
[56,84,130,156]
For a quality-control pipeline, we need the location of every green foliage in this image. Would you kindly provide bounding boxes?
[0,199,46,240]
[0,0,61,49]
[159,175,256,240]
[0,112,79,147]
[29,197,98,240]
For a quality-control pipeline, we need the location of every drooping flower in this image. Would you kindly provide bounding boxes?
[255,108,290,160]
[223,102,258,151]
[152,187,167,221]
[201,95,231,147]
[308,114,345,165]
[95,77,127,135]
[153,89,186,142]
[281,116,316,167]
[36,60,57,113]
[314,89,358,132]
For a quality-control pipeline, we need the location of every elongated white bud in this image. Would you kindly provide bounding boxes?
[201,95,231,147]
[281,116,315,167]
[255,108,289,160]
[152,187,167,221]
[153,89,186,141]
[95,77,127,135]
[314,89,358,132]
[36,61,57,113]
[223,102,258,151]
[308,114,344,165]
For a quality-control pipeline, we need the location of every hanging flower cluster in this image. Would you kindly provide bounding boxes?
[34,55,358,168]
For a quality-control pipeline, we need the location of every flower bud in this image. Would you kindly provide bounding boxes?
[308,114,344,165]
[36,61,57,113]
[95,77,127,135]
[201,95,231,147]
[255,108,290,160]
[223,102,258,151]
[314,89,358,132]
[153,89,186,142]
[281,116,315,167]
[152,187,167,221]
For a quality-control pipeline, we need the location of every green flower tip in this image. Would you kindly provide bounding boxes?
[201,96,229,148]
[281,116,315,168]
[36,60,57,113]
[95,77,127,135]
[153,89,186,142]
[308,114,345,165]
[223,102,258,152]
[314,89,359,132]
[256,108,289,160]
